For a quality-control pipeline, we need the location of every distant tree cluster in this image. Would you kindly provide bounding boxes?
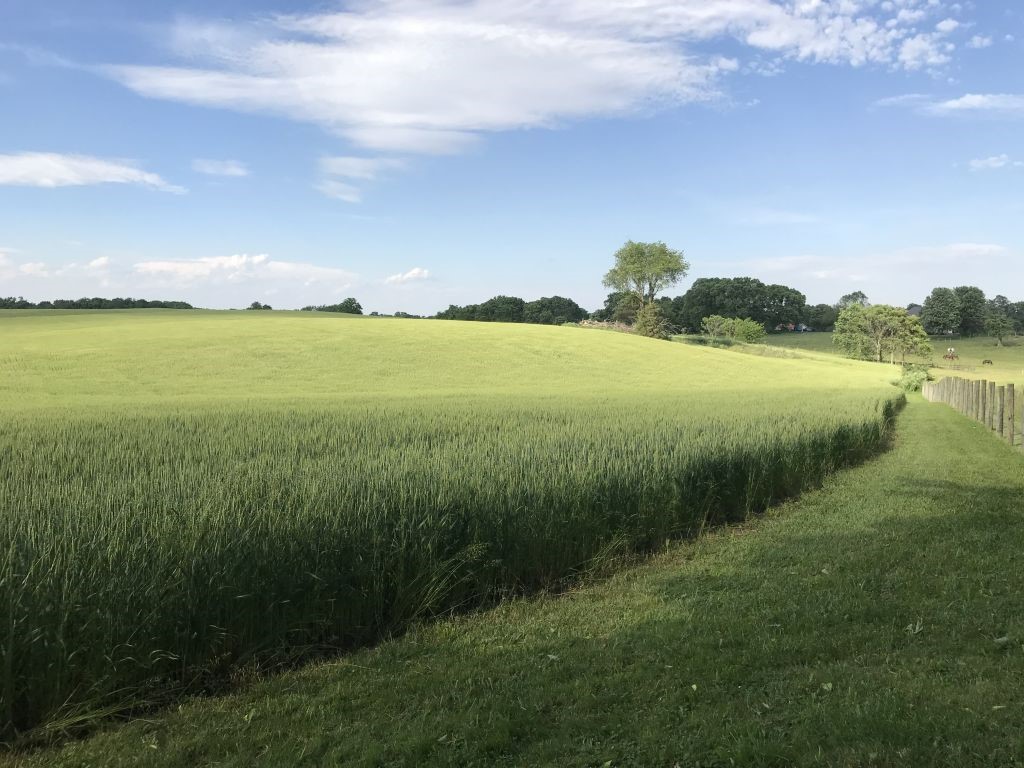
[436,295,589,325]
[671,277,807,332]
[0,296,193,309]
[246,301,273,311]
[921,286,1023,344]
[300,298,364,315]
[593,277,809,334]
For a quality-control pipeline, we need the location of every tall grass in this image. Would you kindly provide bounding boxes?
[2,392,901,739]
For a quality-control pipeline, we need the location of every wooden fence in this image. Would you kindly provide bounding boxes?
[923,377,1020,448]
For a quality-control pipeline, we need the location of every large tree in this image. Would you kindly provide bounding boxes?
[985,311,1014,346]
[833,304,930,363]
[954,286,987,336]
[602,241,689,307]
[920,287,960,335]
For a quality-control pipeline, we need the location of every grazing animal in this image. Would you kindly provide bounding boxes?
[983,359,994,366]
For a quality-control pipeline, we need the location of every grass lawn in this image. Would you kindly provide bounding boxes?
[16,397,1024,768]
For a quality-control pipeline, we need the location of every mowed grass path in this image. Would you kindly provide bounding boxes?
[20,398,1024,768]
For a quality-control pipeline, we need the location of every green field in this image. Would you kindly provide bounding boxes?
[14,398,1024,767]
[1,311,902,742]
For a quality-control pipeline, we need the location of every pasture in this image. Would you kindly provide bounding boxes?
[0,310,903,742]
[767,331,1024,385]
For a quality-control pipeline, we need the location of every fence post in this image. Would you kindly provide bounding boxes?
[1009,384,1016,447]
[981,380,988,426]
[989,381,997,430]
[998,386,1006,438]
[974,380,982,421]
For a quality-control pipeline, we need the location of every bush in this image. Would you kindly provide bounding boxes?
[894,365,931,392]
[634,303,674,340]
[701,316,767,344]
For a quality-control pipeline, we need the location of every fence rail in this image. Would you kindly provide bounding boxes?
[923,376,1020,448]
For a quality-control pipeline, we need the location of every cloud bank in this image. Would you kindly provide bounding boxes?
[106,0,968,160]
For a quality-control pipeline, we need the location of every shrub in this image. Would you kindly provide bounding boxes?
[634,303,674,340]
[894,365,931,392]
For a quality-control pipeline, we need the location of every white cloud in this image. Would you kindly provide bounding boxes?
[133,253,357,288]
[192,158,249,177]
[0,152,185,193]
[319,157,404,180]
[928,93,1024,116]
[316,179,362,203]
[316,156,405,201]
[969,155,1024,171]
[87,256,111,269]
[898,34,954,70]
[104,1,969,154]
[877,93,1024,117]
[967,35,993,49]
[385,267,430,284]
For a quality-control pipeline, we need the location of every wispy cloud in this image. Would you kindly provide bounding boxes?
[102,1,969,155]
[319,157,404,180]
[0,152,186,193]
[192,158,249,177]
[315,179,362,204]
[316,156,405,202]
[969,155,1024,171]
[385,267,430,285]
[133,253,357,289]
[967,35,993,49]
[878,93,1024,117]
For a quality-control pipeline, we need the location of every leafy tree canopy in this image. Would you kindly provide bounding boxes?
[837,291,869,309]
[676,277,805,332]
[985,311,1014,346]
[436,295,587,326]
[805,303,839,331]
[602,241,689,307]
[833,304,931,363]
[953,286,987,337]
[921,287,960,335]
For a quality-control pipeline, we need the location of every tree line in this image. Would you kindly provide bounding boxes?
[435,295,589,325]
[300,298,364,314]
[920,287,1023,344]
[0,296,193,310]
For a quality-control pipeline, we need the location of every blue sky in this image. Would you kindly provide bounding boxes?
[1,0,1022,313]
